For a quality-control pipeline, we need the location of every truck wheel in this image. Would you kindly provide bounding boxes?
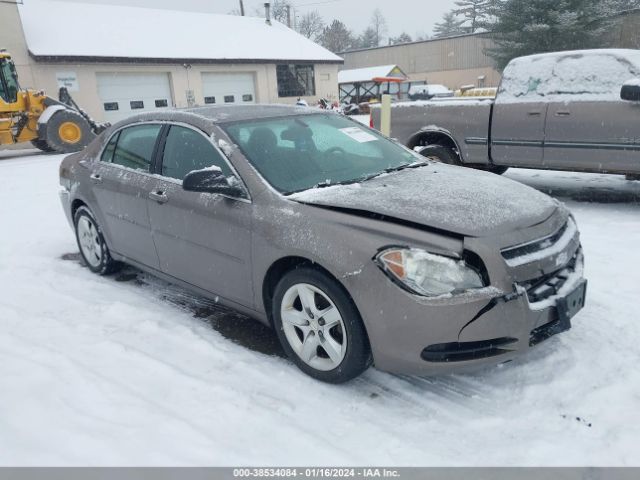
[475,165,509,175]
[43,109,95,154]
[30,139,56,153]
[418,144,463,166]
[626,174,640,181]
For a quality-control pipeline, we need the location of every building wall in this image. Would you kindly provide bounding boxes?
[1,1,339,122]
[341,34,501,90]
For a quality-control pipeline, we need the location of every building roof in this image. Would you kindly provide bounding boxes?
[17,0,342,64]
[338,65,407,84]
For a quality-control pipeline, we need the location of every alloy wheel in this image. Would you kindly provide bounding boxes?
[77,215,102,268]
[280,283,347,371]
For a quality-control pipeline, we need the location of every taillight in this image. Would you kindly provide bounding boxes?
[369,113,374,128]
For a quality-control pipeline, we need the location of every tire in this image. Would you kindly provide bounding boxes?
[419,144,509,175]
[272,266,372,383]
[43,109,95,154]
[30,139,56,153]
[73,206,121,275]
[418,144,463,166]
[626,174,640,181]
[474,164,509,175]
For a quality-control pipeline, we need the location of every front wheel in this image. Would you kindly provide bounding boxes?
[44,109,95,153]
[74,206,121,275]
[272,267,372,383]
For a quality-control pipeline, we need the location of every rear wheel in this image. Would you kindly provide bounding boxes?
[626,174,640,181]
[272,267,371,383]
[44,109,95,153]
[74,206,121,275]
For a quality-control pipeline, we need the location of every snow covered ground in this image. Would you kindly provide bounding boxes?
[1,149,639,466]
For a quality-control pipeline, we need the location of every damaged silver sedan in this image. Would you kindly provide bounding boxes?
[59,105,587,383]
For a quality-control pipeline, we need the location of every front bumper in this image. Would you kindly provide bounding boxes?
[349,250,586,376]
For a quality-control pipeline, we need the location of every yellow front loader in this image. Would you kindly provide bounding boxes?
[0,50,106,153]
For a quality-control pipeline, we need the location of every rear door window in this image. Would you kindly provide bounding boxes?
[100,131,120,162]
[160,125,233,181]
[111,124,162,171]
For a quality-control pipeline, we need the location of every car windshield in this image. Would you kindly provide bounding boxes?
[223,113,421,194]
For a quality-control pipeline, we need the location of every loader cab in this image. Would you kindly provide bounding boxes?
[0,55,20,105]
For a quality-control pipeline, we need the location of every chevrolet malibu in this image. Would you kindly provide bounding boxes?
[59,105,587,383]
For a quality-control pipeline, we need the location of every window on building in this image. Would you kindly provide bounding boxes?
[104,102,119,111]
[161,125,233,181]
[130,100,144,109]
[204,96,216,104]
[224,95,235,103]
[276,64,315,97]
[242,94,253,102]
[111,124,162,171]
[155,99,168,108]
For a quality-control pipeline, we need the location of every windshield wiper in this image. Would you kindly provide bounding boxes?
[383,160,430,174]
[313,178,361,189]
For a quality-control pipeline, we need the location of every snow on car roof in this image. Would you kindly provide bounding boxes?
[338,65,406,84]
[18,0,342,63]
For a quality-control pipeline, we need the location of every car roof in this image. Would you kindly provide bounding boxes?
[113,104,323,130]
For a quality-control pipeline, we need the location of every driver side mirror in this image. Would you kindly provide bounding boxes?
[621,80,640,101]
[182,168,246,198]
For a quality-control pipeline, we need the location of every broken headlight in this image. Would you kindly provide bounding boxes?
[376,248,485,297]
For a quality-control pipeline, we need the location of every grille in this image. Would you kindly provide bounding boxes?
[522,251,580,303]
[501,218,577,268]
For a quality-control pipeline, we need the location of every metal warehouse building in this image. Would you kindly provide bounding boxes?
[340,9,640,92]
[0,0,342,123]
[340,33,500,91]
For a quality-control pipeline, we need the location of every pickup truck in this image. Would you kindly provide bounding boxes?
[371,49,640,179]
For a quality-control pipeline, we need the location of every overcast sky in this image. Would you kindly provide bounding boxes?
[57,0,458,39]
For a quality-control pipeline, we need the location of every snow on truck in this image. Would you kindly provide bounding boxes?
[371,49,640,180]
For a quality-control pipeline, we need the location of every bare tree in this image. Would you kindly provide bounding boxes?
[370,8,388,46]
[298,10,325,39]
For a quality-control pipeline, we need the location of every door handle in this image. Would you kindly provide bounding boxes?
[149,190,168,204]
[555,111,571,116]
[527,110,542,116]
[89,173,102,184]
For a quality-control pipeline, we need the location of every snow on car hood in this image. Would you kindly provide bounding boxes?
[289,164,558,237]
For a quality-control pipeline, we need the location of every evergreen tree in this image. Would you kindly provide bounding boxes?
[452,0,492,32]
[433,12,467,38]
[358,27,379,48]
[318,20,355,53]
[486,0,610,70]
[389,32,413,45]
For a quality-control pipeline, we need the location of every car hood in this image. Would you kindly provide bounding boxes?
[288,163,559,237]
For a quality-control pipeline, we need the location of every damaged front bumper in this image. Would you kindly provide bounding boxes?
[350,249,586,376]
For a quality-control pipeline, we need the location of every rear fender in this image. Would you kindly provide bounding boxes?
[407,127,463,160]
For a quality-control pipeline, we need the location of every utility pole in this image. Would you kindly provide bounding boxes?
[239,0,245,16]
[286,5,291,28]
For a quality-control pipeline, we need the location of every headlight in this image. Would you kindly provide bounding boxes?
[375,248,485,297]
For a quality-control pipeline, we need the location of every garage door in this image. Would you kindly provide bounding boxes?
[201,73,256,106]
[97,72,172,123]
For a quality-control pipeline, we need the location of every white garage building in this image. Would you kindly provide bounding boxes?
[1,0,342,123]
